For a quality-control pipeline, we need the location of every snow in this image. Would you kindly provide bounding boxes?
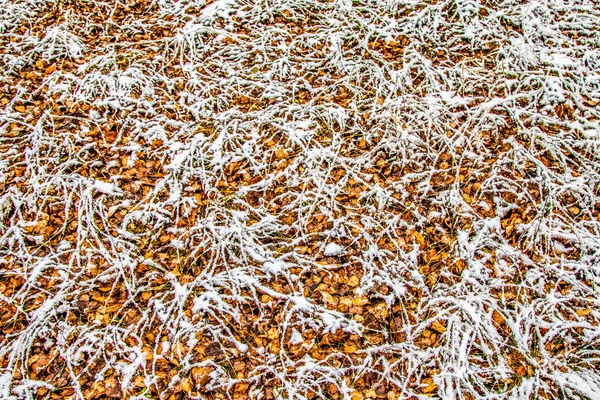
[92,180,123,195]
[263,259,286,277]
[323,242,343,257]
[199,0,236,21]
[290,296,314,312]
[0,373,17,400]
[289,329,304,345]
[2,0,600,398]
[549,53,576,67]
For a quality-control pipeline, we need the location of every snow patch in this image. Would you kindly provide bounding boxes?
[323,242,343,256]
[289,329,304,345]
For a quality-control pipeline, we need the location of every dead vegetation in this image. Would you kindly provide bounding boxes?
[1,0,600,399]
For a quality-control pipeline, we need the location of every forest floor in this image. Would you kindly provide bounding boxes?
[1,0,600,399]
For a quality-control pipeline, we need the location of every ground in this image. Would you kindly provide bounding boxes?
[1,0,600,399]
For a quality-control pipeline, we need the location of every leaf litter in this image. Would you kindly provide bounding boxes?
[1,0,600,399]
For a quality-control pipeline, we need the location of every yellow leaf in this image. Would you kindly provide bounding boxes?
[352,296,368,306]
[350,391,364,400]
[134,375,145,388]
[344,342,357,353]
[261,295,272,303]
[422,382,438,394]
[142,347,153,361]
[411,231,425,246]
[347,276,360,287]
[322,291,336,305]
[267,327,279,340]
[181,378,192,393]
[374,303,388,319]
[275,149,287,159]
[569,206,580,216]
[340,297,352,307]
[430,320,446,333]
[576,309,591,317]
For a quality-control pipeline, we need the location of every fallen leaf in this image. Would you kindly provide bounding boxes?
[104,376,121,398]
[347,276,360,287]
[352,296,368,306]
[267,327,279,340]
[344,342,357,353]
[204,342,224,359]
[576,309,591,317]
[181,377,192,393]
[430,320,446,334]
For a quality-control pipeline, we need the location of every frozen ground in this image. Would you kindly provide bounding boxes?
[1,0,600,399]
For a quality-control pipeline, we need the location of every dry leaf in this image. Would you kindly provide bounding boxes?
[352,296,368,306]
[373,303,388,319]
[322,291,336,305]
[204,342,224,359]
[267,327,279,340]
[104,376,121,398]
[422,381,437,394]
[347,276,360,287]
[576,309,591,317]
[344,342,358,353]
[430,320,446,334]
[181,377,192,393]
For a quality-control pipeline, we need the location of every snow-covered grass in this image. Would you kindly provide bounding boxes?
[1,0,600,399]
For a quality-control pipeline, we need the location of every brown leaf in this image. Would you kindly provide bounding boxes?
[333,283,350,295]
[375,384,387,396]
[204,342,224,359]
[233,360,246,372]
[192,366,213,387]
[104,376,121,398]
